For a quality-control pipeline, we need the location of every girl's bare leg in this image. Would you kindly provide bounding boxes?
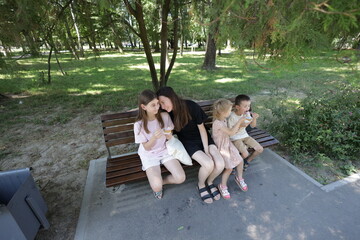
[163,159,186,185]
[145,166,163,193]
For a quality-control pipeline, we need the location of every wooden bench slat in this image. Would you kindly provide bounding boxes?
[107,161,142,172]
[256,135,277,143]
[248,128,264,135]
[106,166,144,179]
[105,137,135,147]
[104,130,134,141]
[258,139,279,148]
[102,118,137,127]
[250,133,270,140]
[101,110,138,121]
[107,154,139,165]
[103,124,134,134]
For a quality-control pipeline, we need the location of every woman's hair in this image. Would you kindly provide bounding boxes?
[213,98,233,120]
[136,89,164,134]
[157,86,191,132]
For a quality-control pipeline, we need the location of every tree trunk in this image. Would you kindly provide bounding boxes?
[164,0,179,85]
[202,32,217,70]
[70,2,84,57]
[64,17,79,59]
[23,30,40,57]
[154,37,160,53]
[86,36,93,49]
[54,51,66,76]
[124,0,159,90]
[180,34,184,56]
[160,0,171,86]
[108,12,124,53]
[202,0,220,70]
[47,46,53,84]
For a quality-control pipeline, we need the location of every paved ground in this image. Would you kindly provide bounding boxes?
[75,149,360,240]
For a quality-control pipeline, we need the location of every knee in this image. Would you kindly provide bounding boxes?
[202,160,214,173]
[150,180,163,192]
[242,151,249,159]
[256,146,264,153]
[214,160,225,172]
[174,172,186,184]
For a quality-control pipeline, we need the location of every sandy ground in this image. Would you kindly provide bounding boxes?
[0,112,122,240]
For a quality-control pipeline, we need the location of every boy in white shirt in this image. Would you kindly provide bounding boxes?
[227,95,263,169]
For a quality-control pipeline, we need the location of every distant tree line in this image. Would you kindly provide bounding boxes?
[0,0,359,89]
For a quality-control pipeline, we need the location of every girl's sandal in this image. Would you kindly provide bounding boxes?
[235,176,248,192]
[218,184,231,199]
[197,186,213,204]
[153,190,163,199]
[207,183,221,201]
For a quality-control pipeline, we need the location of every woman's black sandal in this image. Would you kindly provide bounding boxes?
[207,183,221,201]
[197,186,213,203]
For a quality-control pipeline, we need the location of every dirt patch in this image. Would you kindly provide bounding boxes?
[0,112,123,239]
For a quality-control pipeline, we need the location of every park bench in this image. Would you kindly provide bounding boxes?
[101,99,279,187]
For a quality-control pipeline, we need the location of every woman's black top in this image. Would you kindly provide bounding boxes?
[169,100,215,157]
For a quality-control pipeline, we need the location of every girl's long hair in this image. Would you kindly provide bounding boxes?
[157,87,191,132]
[213,99,232,120]
[136,89,164,134]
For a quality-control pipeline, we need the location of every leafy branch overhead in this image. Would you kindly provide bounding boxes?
[0,0,359,89]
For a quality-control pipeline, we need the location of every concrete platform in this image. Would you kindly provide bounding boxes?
[75,149,360,240]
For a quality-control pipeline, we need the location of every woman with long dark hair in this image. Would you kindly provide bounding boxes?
[157,87,225,204]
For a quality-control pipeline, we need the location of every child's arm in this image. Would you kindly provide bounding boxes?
[142,129,163,151]
[222,117,246,136]
[250,112,259,128]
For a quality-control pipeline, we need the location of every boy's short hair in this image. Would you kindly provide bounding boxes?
[235,94,250,106]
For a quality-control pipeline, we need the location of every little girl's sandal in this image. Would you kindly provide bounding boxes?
[153,190,163,199]
[235,176,248,192]
[218,184,231,199]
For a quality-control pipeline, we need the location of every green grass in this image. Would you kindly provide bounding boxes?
[1,49,358,129]
[2,50,358,107]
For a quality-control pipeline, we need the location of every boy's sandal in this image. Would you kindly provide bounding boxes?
[243,159,249,171]
[207,183,221,201]
[218,184,231,199]
[235,176,248,192]
[244,159,249,167]
[153,190,163,199]
[197,186,213,204]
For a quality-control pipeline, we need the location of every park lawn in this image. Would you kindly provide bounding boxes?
[0,49,359,183]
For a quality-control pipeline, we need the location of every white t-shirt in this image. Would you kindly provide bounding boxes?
[134,112,174,161]
[227,111,249,141]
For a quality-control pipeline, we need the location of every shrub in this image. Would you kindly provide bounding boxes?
[267,87,360,164]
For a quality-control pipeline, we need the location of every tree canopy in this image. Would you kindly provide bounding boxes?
[1,0,359,89]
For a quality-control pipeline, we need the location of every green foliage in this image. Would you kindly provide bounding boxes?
[340,163,357,175]
[268,86,360,164]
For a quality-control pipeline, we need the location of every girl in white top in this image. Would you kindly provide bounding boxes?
[134,90,185,199]
[212,99,248,199]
